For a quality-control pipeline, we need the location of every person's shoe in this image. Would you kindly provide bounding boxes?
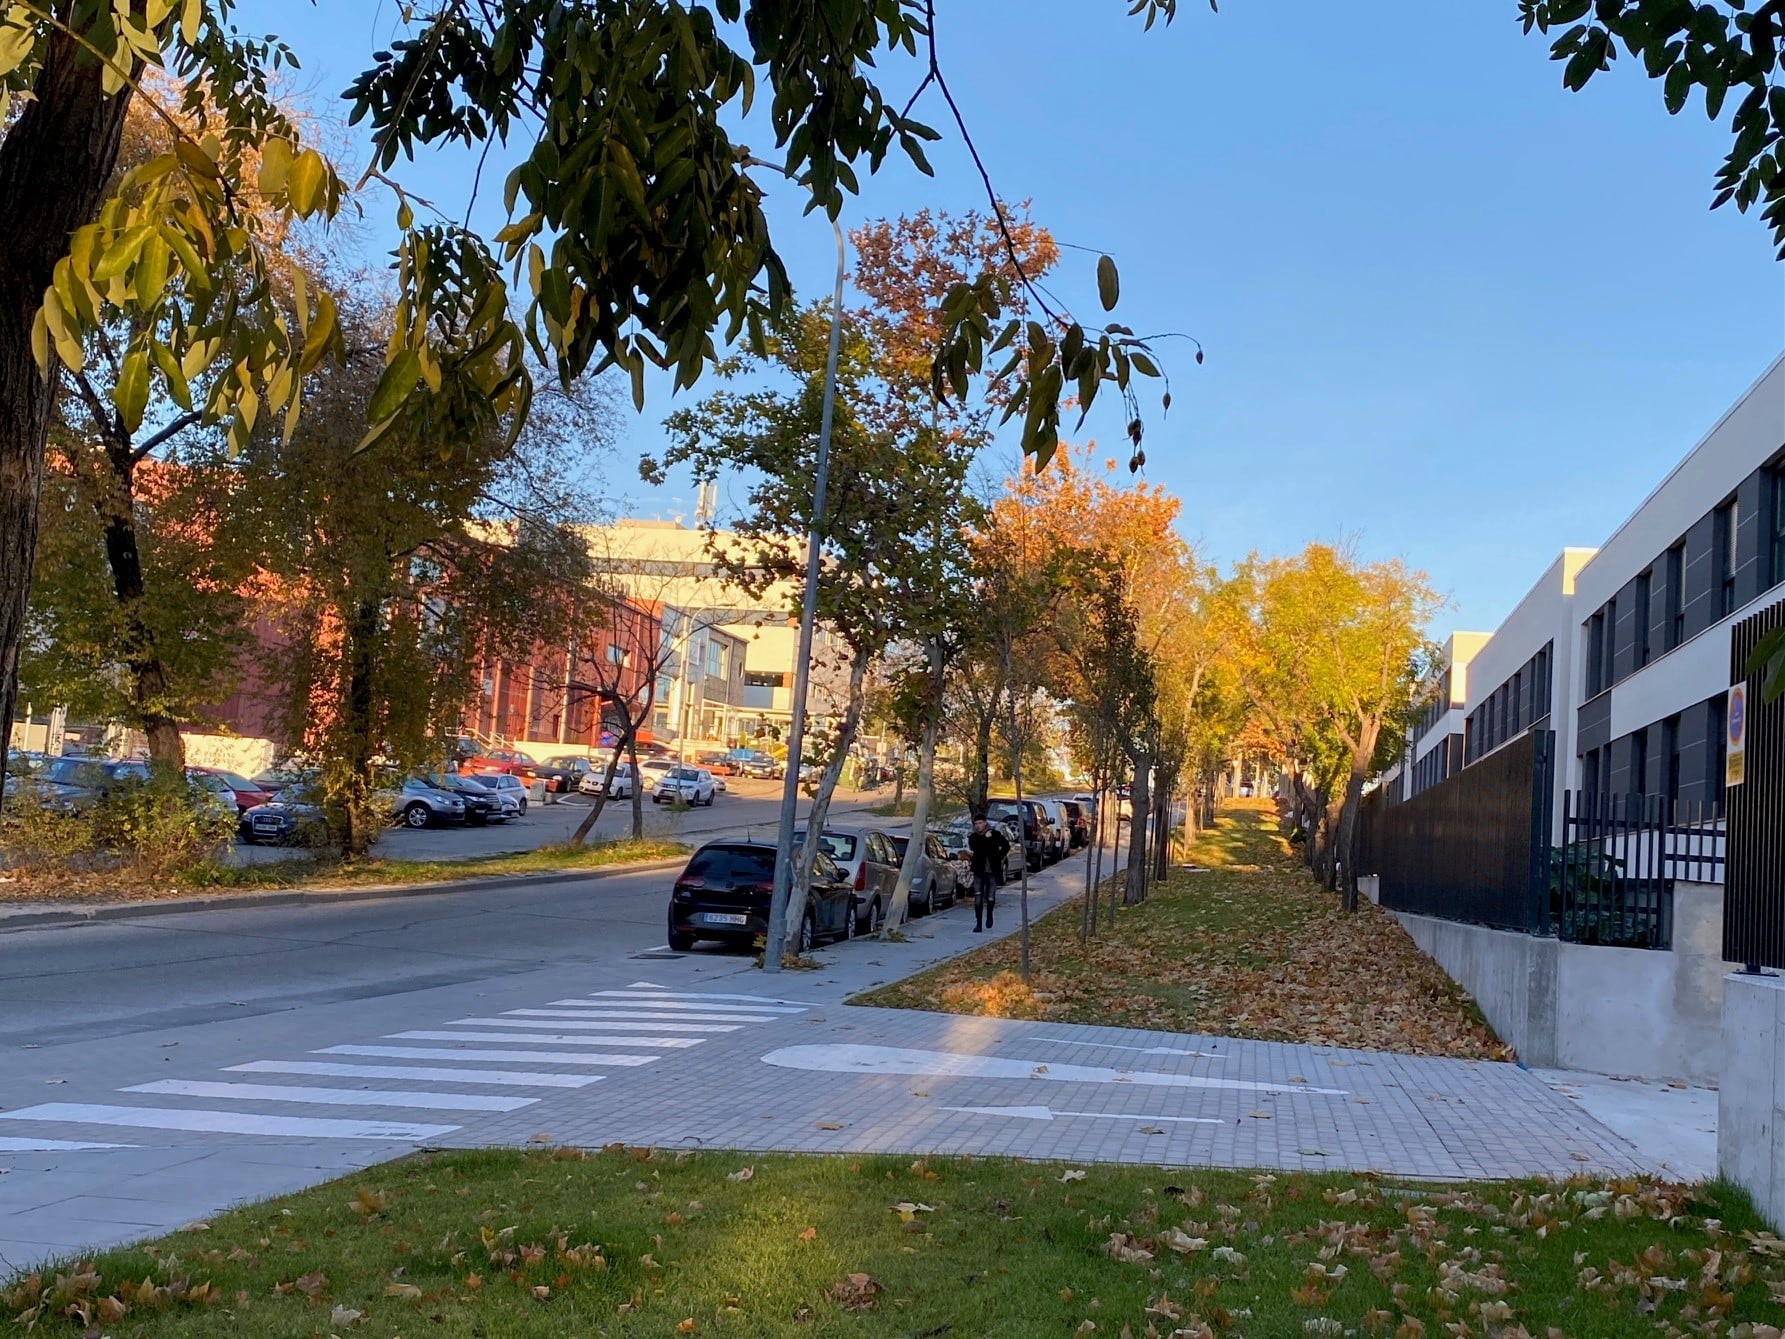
[973,924,982,933]
[986,915,994,928]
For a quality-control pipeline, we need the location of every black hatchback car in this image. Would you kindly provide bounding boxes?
[667,841,857,954]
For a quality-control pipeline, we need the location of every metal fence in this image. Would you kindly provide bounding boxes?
[1359,726,1729,950]
[1725,599,1785,971]
[1367,730,1553,932]
[1553,790,1724,949]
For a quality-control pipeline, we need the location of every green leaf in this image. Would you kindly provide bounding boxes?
[115,347,151,432]
[287,149,327,216]
[151,340,192,411]
[1096,254,1120,311]
[1748,627,1785,702]
[367,347,422,424]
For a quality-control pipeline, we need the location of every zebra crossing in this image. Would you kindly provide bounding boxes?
[0,983,813,1147]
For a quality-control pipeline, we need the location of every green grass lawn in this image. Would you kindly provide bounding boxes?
[7,1149,1781,1337]
[856,801,1509,1061]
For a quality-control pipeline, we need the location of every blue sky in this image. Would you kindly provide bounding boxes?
[243,0,1782,635]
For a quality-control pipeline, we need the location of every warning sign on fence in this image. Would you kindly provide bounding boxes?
[1727,681,1747,787]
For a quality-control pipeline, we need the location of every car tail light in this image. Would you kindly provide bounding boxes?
[747,881,774,894]
[854,863,865,891]
[675,878,705,891]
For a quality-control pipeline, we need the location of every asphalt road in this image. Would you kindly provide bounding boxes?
[0,781,928,1051]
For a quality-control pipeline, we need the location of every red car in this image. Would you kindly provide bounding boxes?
[462,748,539,780]
[188,766,273,814]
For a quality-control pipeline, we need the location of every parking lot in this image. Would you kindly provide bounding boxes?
[220,774,898,867]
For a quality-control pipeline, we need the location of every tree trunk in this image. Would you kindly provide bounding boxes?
[1333,725,1378,912]
[0,37,133,792]
[96,450,185,768]
[970,707,993,814]
[786,644,869,942]
[1010,697,1031,983]
[1079,770,1100,945]
[627,732,644,840]
[884,640,943,935]
[1107,781,1121,927]
[569,736,629,844]
[1124,756,1150,905]
[339,599,382,858]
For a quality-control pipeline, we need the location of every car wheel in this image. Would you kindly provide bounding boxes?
[667,922,695,952]
[868,897,885,933]
[844,898,860,940]
[402,802,431,829]
[797,909,816,955]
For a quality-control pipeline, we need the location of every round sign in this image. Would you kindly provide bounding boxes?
[1729,686,1745,745]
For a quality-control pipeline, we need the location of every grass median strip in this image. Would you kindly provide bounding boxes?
[1,838,686,905]
[5,1148,1780,1337]
[856,801,1508,1061]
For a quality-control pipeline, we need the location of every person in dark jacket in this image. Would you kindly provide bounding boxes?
[966,815,1010,933]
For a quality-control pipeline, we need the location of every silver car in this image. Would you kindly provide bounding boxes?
[794,824,901,934]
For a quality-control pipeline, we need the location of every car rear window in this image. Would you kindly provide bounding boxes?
[683,847,777,883]
[889,835,910,858]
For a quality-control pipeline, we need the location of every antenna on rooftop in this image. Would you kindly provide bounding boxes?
[694,480,716,528]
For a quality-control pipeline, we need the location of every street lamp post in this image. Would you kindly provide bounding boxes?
[763,215,846,972]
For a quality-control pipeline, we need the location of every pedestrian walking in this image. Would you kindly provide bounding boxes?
[966,814,1009,933]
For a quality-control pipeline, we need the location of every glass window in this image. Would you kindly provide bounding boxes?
[1716,500,1738,617]
[1631,728,1648,801]
[1770,466,1785,588]
[1602,598,1617,689]
[683,847,776,883]
[1587,612,1605,697]
[1664,543,1684,649]
[1635,571,1652,667]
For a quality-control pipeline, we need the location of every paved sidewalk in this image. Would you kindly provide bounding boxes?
[0,859,1692,1277]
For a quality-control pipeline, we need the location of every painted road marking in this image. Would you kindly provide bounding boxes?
[1029,1037,1220,1058]
[518,1010,739,1031]
[761,1044,1349,1095]
[598,988,816,1008]
[391,1030,701,1048]
[0,1103,456,1141]
[123,1080,536,1112]
[586,993,806,1014]
[943,1104,1221,1125]
[229,1061,599,1088]
[317,1044,658,1067]
[0,1135,135,1151]
[543,1004,779,1023]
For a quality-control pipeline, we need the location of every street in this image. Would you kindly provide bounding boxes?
[0,842,1093,1267]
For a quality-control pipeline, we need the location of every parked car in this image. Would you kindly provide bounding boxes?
[794,824,900,934]
[654,765,717,806]
[463,748,539,780]
[418,770,505,824]
[1056,798,1090,849]
[464,771,530,815]
[638,759,677,793]
[726,747,781,779]
[187,766,273,814]
[582,761,634,797]
[391,777,468,829]
[251,764,316,795]
[698,751,739,776]
[886,832,956,916]
[17,757,150,813]
[667,840,855,953]
[533,755,601,793]
[986,798,1059,871]
[238,783,328,845]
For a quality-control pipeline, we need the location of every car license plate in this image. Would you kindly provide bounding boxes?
[702,912,748,926]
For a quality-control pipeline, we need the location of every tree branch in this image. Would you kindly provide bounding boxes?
[131,410,203,462]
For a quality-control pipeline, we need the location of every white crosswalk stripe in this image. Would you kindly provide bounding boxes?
[390,1030,699,1048]
[500,1010,736,1031]
[586,992,807,1013]
[0,1135,134,1151]
[541,1003,778,1023]
[0,1102,456,1141]
[123,1080,537,1112]
[596,989,814,1008]
[317,1044,658,1066]
[228,1060,600,1088]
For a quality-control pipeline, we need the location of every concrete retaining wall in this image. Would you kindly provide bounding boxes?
[1722,972,1784,1228]
[1395,882,1737,1085]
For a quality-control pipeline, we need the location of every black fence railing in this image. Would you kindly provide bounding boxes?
[1358,726,1730,951]
[1553,791,1724,950]
[1725,599,1785,971]
[1368,730,1553,932]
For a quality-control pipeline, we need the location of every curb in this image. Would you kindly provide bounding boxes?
[0,857,691,934]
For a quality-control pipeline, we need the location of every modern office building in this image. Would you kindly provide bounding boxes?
[1387,631,1491,803]
[1437,353,1784,825]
